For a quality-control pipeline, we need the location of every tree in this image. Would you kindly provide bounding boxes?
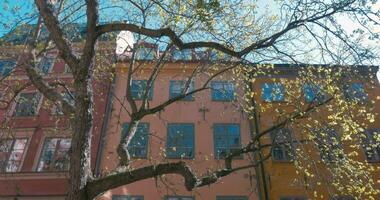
[0,0,379,199]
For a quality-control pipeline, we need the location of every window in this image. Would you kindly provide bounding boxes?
[166,123,194,159]
[64,63,72,73]
[0,139,27,172]
[52,92,75,115]
[303,84,325,103]
[37,56,54,74]
[121,123,149,158]
[112,195,144,200]
[262,83,285,102]
[37,138,71,172]
[172,49,192,61]
[0,60,16,76]
[314,127,344,162]
[271,128,295,161]
[135,47,155,60]
[169,80,195,101]
[165,196,194,200]
[14,92,42,117]
[216,196,247,200]
[130,80,153,100]
[211,81,235,101]
[362,129,380,162]
[213,124,241,159]
[343,83,368,102]
[280,197,307,200]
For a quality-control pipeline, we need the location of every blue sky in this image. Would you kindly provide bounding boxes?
[0,0,379,81]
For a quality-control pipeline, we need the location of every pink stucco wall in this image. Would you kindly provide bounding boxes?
[98,62,258,200]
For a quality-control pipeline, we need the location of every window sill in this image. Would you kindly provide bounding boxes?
[166,157,195,160]
[13,115,38,119]
[214,156,244,160]
[0,171,68,179]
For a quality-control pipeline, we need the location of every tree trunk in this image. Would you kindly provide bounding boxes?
[66,80,93,200]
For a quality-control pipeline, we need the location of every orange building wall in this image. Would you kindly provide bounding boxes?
[250,69,380,200]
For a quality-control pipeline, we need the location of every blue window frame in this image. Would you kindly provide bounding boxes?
[130,80,153,100]
[362,129,380,162]
[169,80,194,101]
[271,128,294,161]
[165,196,194,200]
[211,81,235,101]
[314,127,344,162]
[343,83,368,102]
[216,196,247,200]
[14,92,42,117]
[121,123,149,158]
[0,60,16,77]
[303,84,325,103]
[112,195,144,200]
[37,56,54,74]
[261,83,285,102]
[166,123,194,159]
[213,124,241,159]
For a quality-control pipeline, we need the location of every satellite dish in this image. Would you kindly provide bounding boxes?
[116,31,135,55]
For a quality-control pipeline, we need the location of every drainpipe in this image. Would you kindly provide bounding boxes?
[246,76,269,200]
[94,64,116,176]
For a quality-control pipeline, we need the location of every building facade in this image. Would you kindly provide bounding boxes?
[0,45,111,199]
[96,46,258,200]
[250,65,380,200]
[0,38,379,200]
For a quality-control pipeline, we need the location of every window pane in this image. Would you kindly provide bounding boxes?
[343,83,368,102]
[314,128,344,162]
[271,129,294,161]
[0,139,27,172]
[14,93,41,117]
[169,81,194,101]
[166,124,194,158]
[262,83,285,102]
[214,124,241,159]
[121,123,149,158]
[303,84,325,103]
[130,80,153,100]
[37,138,71,172]
[0,60,16,76]
[37,56,54,74]
[211,81,235,101]
[6,139,27,172]
[362,129,380,161]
